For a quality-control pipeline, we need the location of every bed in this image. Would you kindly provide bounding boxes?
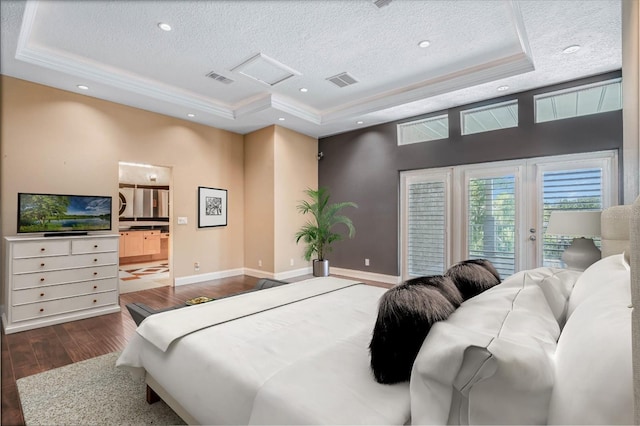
[117,199,639,425]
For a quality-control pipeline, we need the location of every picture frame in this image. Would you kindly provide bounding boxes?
[198,186,228,228]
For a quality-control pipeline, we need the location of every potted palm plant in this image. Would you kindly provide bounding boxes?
[295,187,357,277]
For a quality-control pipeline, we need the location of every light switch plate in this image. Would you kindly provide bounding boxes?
[177,217,188,225]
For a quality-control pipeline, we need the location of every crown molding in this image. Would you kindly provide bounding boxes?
[16,0,535,131]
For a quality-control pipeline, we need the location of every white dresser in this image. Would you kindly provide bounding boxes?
[3,234,121,334]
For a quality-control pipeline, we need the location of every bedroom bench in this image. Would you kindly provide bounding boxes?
[125,278,290,326]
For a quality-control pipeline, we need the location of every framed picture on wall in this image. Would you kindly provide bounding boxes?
[198,186,228,228]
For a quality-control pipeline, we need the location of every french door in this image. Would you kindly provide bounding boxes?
[400,151,618,280]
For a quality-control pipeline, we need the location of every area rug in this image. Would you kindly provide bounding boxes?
[16,352,185,425]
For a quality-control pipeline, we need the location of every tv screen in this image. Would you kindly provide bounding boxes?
[18,193,112,234]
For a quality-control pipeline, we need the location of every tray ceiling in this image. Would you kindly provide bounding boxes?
[0,0,621,138]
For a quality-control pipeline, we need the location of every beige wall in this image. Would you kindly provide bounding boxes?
[244,125,318,276]
[274,126,318,273]
[1,76,245,282]
[622,1,640,422]
[244,126,276,272]
[623,0,640,204]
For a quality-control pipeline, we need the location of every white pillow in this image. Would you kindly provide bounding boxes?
[410,269,560,425]
[536,269,581,327]
[548,274,632,425]
[566,254,629,319]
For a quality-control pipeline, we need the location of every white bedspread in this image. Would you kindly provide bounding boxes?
[137,277,360,351]
[117,277,410,425]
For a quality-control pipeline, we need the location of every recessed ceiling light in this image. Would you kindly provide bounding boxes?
[158,22,172,31]
[299,88,308,93]
[278,117,285,121]
[418,40,431,48]
[356,121,364,124]
[187,113,195,118]
[563,45,581,54]
[497,85,509,92]
[77,85,89,90]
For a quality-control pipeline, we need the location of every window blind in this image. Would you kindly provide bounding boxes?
[542,168,603,267]
[407,181,446,276]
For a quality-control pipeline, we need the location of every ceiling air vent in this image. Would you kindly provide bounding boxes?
[327,72,358,88]
[373,0,392,8]
[206,71,234,85]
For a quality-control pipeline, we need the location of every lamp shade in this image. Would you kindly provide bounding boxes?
[546,210,601,237]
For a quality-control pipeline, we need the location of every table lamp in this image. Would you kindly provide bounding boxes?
[546,210,602,271]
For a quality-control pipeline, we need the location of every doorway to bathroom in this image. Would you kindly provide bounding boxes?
[118,162,172,294]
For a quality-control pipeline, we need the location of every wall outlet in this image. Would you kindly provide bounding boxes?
[177,217,188,225]
[365,258,370,266]
[258,259,262,267]
[194,262,200,271]
[290,258,294,266]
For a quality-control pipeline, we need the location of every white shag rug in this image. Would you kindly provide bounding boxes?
[16,352,185,425]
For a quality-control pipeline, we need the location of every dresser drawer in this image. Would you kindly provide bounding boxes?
[11,291,119,323]
[13,252,118,274]
[12,240,70,258]
[13,265,118,290]
[13,278,118,305]
[71,238,119,254]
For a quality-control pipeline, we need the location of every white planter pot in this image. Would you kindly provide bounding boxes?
[313,259,329,277]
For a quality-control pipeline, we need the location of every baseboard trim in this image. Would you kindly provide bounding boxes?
[173,266,398,286]
[330,267,401,285]
[174,268,245,286]
[243,268,275,279]
[244,267,312,281]
[274,267,312,280]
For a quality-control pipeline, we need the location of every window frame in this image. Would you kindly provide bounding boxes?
[396,114,449,146]
[400,168,452,278]
[533,78,622,124]
[399,150,618,281]
[460,99,519,136]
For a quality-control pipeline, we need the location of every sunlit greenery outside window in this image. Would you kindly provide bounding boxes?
[467,175,516,277]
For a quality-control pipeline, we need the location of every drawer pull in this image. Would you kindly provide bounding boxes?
[94,244,98,248]
[40,263,45,267]
[93,299,97,303]
[93,272,98,276]
[40,278,45,282]
[93,285,98,289]
[40,248,46,252]
[40,293,44,297]
[93,258,98,262]
[39,308,44,312]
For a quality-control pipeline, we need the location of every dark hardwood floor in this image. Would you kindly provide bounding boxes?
[1,274,390,425]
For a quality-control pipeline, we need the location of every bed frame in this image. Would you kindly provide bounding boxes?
[143,198,640,425]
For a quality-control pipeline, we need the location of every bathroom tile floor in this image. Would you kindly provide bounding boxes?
[119,261,170,294]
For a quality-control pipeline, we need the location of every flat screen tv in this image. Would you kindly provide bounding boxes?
[18,192,112,235]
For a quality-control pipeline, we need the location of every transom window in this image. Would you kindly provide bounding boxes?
[461,100,518,136]
[535,79,622,123]
[397,114,449,146]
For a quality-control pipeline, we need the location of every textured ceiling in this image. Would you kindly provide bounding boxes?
[0,0,621,138]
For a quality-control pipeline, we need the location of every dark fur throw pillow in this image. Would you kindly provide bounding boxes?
[445,259,501,301]
[369,276,459,384]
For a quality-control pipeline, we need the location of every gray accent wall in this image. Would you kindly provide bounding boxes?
[319,71,623,277]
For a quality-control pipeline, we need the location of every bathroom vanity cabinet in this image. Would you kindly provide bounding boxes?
[119,230,167,264]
